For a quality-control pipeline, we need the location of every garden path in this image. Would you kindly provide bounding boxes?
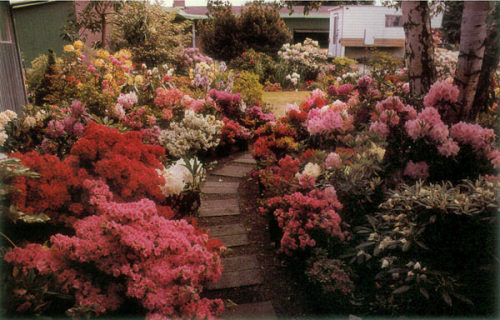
[199,151,277,319]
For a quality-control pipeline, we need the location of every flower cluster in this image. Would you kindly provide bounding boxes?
[306,100,353,136]
[157,157,204,196]
[0,110,17,147]
[369,96,417,138]
[278,38,328,69]
[263,187,345,255]
[306,249,354,296]
[286,73,300,87]
[159,110,224,158]
[220,117,252,147]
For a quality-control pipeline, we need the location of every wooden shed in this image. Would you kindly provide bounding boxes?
[0,1,27,113]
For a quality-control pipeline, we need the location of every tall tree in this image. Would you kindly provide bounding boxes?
[61,1,124,48]
[472,3,499,116]
[454,1,491,121]
[401,1,435,96]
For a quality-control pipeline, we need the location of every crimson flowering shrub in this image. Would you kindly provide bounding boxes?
[260,187,345,255]
[253,121,299,163]
[219,117,251,147]
[9,152,88,223]
[257,155,301,197]
[68,122,167,204]
[209,89,243,120]
[5,179,224,319]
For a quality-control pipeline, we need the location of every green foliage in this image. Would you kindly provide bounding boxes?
[228,49,276,84]
[111,2,192,67]
[238,1,292,56]
[199,0,291,62]
[332,56,358,74]
[366,50,404,89]
[34,50,57,106]
[349,177,497,314]
[26,55,48,97]
[233,71,264,107]
[441,1,463,48]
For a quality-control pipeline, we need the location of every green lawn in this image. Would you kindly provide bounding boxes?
[262,90,310,117]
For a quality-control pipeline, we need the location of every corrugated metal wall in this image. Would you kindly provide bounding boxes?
[0,2,27,114]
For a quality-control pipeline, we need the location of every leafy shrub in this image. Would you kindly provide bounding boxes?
[111,1,191,67]
[229,49,276,84]
[199,1,291,62]
[232,71,263,106]
[350,177,497,314]
[332,57,358,75]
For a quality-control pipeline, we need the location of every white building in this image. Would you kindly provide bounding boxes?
[328,5,443,59]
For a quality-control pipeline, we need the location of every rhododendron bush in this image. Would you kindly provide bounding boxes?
[251,75,498,316]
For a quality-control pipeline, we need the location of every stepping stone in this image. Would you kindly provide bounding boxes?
[232,153,257,165]
[201,181,239,194]
[208,224,249,248]
[224,301,276,319]
[199,198,240,217]
[207,268,263,290]
[221,255,259,273]
[212,164,253,178]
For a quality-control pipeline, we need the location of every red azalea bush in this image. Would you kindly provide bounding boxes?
[68,121,167,203]
[260,187,345,255]
[9,152,88,222]
[5,179,224,319]
[219,117,251,147]
[257,155,301,197]
[253,121,299,163]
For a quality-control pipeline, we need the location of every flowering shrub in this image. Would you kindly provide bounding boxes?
[5,181,223,319]
[434,48,458,80]
[220,117,252,148]
[233,71,264,106]
[0,110,17,148]
[157,157,204,196]
[261,187,345,255]
[159,110,223,158]
[189,61,234,92]
[177,48,213,74]
[229,49,276,84]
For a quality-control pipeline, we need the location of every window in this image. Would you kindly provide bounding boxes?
[385,15,403,28]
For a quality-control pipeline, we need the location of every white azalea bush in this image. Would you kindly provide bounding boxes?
[159,110,224,158]
[434,48,458,80]
[157,157,205,196]
[277,38,329,85]
[0,110,17,147]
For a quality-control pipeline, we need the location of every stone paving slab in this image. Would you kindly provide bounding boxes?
[232,154,257,165]
[201,181,239,194]
[211,164,254,178]
[208,224,246,237]
[224,301,276,319]
[207,268,263,290]
[199,198,240,217]
[221,255,259,273]
[217,234,249,247]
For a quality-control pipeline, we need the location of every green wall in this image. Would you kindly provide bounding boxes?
[12,1,73,67]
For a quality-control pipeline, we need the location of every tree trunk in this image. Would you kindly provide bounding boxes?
[472,4,499,114]
[402,1,435,96]
[454,1,491,121]
[101,14,107,48]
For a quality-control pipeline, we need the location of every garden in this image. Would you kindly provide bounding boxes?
[0,0,499,319]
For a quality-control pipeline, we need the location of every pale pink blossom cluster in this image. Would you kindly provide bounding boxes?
[487,150,500,168]
[369,96,416,137]
[306,102,353,135]
[423,81,459,108]
[405,107,449,144]
[117,92,138,109]
[403,160,430,180]
[450,122,496,152]
[325,152,342,169]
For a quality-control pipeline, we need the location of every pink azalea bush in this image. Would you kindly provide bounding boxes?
[5,179,224,319]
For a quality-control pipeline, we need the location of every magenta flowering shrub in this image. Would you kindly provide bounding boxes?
[423,81,460,123]
[5,179,224,319]
[209,89,243,119]
[261,187,345,255]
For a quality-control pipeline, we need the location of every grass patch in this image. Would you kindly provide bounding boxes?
[262,90,310,117]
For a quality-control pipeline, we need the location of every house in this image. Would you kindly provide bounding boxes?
[328,5,443,59]
[10,0,112,65]
[172,1,331,49]
[0,1,27,113]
